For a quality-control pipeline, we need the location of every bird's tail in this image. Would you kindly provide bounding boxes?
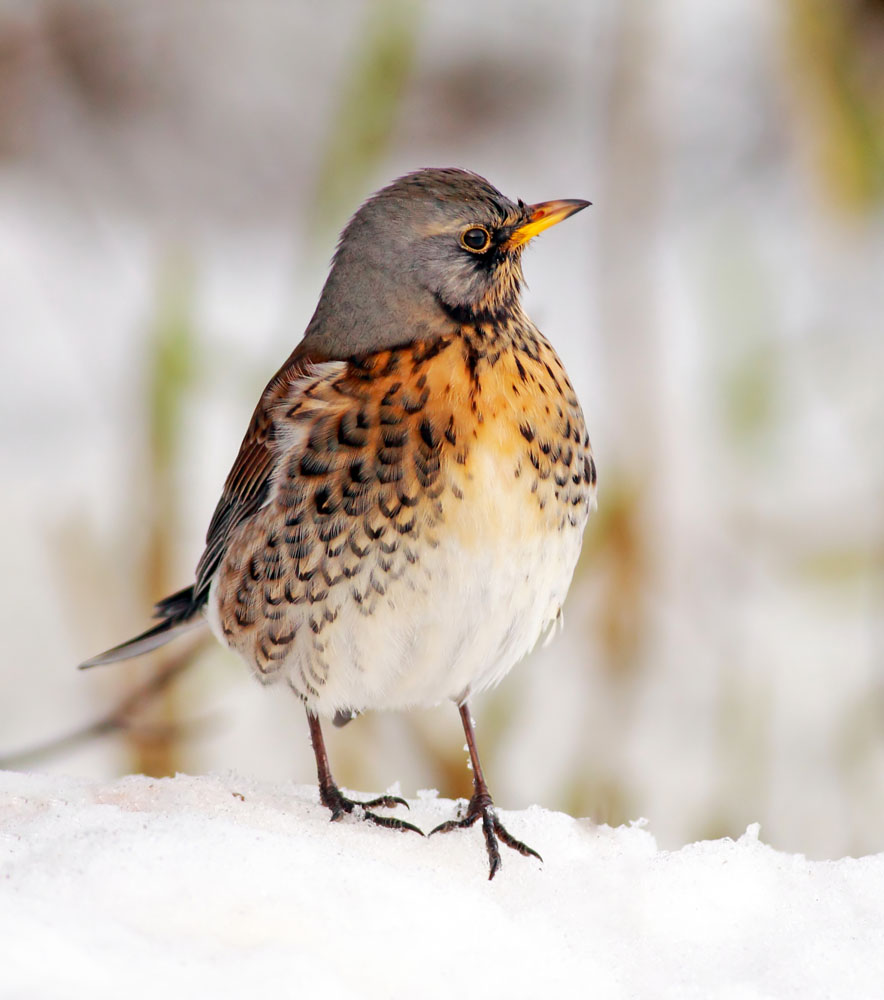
[78,585,207,669]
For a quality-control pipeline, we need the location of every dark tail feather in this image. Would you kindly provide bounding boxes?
[79,585,206,669]
[153,584,200,621]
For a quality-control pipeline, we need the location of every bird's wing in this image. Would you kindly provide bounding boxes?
[192,345,346,605]
[208,340,461,684]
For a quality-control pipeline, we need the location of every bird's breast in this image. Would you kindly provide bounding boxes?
[210,328,596,712]
[436,328,597,546]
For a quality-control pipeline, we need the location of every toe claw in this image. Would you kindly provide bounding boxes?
[487,852,502,880]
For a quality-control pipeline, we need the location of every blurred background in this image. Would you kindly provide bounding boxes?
[1,0,882,859]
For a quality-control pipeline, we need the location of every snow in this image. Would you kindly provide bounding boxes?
[2,770,882,999]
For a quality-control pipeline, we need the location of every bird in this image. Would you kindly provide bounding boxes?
[80,167,596,879]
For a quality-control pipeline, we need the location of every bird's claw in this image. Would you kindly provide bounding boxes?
[320,784,423,835]
[430,796,542,879]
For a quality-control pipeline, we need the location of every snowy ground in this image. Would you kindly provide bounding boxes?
[2,770,882,999]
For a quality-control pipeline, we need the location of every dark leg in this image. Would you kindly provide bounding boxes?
[306,709,423,835]
[430,701,542,879]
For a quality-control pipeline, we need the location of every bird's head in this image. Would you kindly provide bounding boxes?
[304,168,589,357]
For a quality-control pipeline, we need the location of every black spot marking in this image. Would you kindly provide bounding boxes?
[411,337,450,366]
[376,461,404,484]
[444,416,457,445]
[338,412,367,448]
[401,388,430,414]
[318,518,345,543]
[419,418,438,450]
[382,426,408,448]
[314,486,336,516]
[381,383,402,406]
[264,588,283,607]
[300,451,333,477]
[264,559,285,581]
[269,627,297,645]
[349,459,370,483]
[364,519,385,540]
[379,496,403,520]
[349,535,370,559]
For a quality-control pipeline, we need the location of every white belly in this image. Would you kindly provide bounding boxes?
[300,517,584,714]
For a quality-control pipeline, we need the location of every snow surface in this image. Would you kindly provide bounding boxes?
[2,770,883,1000]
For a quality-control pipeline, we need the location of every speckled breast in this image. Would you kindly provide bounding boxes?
[208,325,596,715]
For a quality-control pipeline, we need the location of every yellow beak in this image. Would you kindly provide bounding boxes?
[508,198,591,248]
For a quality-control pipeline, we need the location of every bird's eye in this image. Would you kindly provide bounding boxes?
[460,226,491,253]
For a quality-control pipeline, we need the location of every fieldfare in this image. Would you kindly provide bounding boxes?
[81,168,596,878]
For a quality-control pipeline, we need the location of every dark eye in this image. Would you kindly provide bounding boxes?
[461,226,491,253]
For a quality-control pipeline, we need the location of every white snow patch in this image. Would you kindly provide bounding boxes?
[1,770,882,999]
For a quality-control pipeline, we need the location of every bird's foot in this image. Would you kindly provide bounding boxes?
[430,792,542,879]
[319,782,424,835]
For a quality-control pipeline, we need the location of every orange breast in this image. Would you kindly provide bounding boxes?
[413,330,596,547]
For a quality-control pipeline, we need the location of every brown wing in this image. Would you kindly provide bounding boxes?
[210,340,458,685]
[192,341,336,605]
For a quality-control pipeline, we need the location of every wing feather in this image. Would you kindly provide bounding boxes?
[193,344,346,603]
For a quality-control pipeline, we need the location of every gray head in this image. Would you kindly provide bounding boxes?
[303,168,589,358]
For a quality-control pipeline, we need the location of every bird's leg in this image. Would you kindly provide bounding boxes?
[305,709,423,835]
[430,701,542,879]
